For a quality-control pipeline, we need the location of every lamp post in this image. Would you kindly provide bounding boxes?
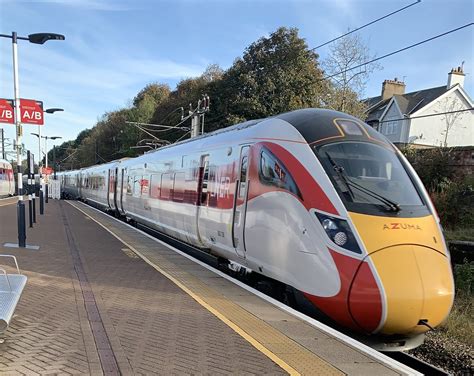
[31,108,63,207]
[30,132,44,213]
[0,31,65,247]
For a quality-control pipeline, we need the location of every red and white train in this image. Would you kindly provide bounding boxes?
[0,159,15,197]
[60,109,454,350]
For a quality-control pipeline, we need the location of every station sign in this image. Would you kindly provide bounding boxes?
[41,166,53,175]
[0,98,44,125]
[0,99,14,124]
[20,99,44,125]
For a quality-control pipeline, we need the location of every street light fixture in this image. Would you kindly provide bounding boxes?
[28,33,65,45]
[44,108,64,114]
[41,135,62,168]
[0,31,65,247]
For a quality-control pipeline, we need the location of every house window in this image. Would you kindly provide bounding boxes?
[385,121,398,135]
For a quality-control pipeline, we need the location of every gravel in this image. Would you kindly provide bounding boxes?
[409,330,473,375]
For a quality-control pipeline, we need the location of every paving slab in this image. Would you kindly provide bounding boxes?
[0,200,287,375]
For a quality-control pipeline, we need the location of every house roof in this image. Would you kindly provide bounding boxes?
[364,85,448,122]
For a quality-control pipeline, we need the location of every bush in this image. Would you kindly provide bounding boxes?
[454,260,474,297]
[402,147,474,230]
[402,147,456,192]
[430,176,474,229]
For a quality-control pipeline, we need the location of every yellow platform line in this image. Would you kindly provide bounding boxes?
[68,201,343,376]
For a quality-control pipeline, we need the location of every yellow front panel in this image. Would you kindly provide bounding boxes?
[349,212,446,255]
[349,212,454,335]
[370,246,424,334]
[413,247,454,328]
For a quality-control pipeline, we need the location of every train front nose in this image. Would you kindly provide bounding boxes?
[349,245,454,335]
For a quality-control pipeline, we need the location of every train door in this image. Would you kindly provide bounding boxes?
[107,168,114,209]
[196,155,209,245]
[232,145,250,258]
[113,167,119,212]
[118,168,126,215]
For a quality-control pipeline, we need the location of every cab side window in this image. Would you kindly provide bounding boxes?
[259,149,300,197]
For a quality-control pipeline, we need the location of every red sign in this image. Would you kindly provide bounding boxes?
[20,99,44,125]
[0,99,14,124]
[0,98,44,125]
[41,167,53,175]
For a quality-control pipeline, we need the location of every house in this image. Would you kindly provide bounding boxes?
[364,67,473,147]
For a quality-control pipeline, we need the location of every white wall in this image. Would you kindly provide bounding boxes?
[410,89,473,147]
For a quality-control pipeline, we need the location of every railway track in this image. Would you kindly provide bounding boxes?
[78,202,448,376]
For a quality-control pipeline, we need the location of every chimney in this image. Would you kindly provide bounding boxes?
[447,66,465,88]
[381,78,406,101]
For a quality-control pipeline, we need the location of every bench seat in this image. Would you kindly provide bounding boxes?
[0,256,27,334]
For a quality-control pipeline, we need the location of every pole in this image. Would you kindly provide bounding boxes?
[1,128,5,159]
[38,124,42,193]
[32,151,36,223]
[45,137,48,168]
[53,144,56,179]
[44,136,49,202]
[38,124,45,209]
[27,151,33,227]
[12,31,26,247]
[32,193,36,223]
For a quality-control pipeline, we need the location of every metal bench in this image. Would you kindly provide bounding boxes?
[0,255,27,336]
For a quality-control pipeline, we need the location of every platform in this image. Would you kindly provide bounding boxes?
[0,198,419,375]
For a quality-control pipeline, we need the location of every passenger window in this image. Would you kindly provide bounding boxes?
[161,173,173,200]
[173,172,185,202]
[126,176,133,195]
[259,150,300,196]
[133,176,141,197]
[141,175,150,196]
[150,174,161,198]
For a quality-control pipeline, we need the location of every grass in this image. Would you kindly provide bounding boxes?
[440,294,473,346]
[442,259,474,347]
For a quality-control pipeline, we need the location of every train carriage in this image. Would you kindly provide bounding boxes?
[0,159,15,197]
[62,109,454,350]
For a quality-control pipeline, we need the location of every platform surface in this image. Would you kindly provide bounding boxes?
[0,199,413,375]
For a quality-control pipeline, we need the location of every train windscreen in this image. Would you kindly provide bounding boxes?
[315,141,427,215]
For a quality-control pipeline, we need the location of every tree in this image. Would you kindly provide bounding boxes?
[131,83,170,124]
[323,32,381,119]
[213,27,329,124]
[436,96,467,147]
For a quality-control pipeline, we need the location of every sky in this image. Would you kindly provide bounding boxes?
[0,0,473,160]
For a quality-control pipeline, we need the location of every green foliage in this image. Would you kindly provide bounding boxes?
[430,176,473,230]
[403,147,456,192]
[402,147,474,230]
[454,260,474,297]
[216,27,328,120]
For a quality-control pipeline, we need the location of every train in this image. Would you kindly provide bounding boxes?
[59,108,455,350]
[0,159,15,197]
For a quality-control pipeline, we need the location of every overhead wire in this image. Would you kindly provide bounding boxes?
[377,108,474,124]
[322,23,473,81]
[311,0,421,50]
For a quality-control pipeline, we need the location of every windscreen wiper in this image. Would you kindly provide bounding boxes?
[325,152,401,212]
[325,152,355,199]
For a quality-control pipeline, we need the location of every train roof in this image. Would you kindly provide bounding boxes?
[275,108,391,147]
[0,159,13,167]
[149,108,390,153]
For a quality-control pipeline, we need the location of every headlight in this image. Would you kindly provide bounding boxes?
[315,212,362,254]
